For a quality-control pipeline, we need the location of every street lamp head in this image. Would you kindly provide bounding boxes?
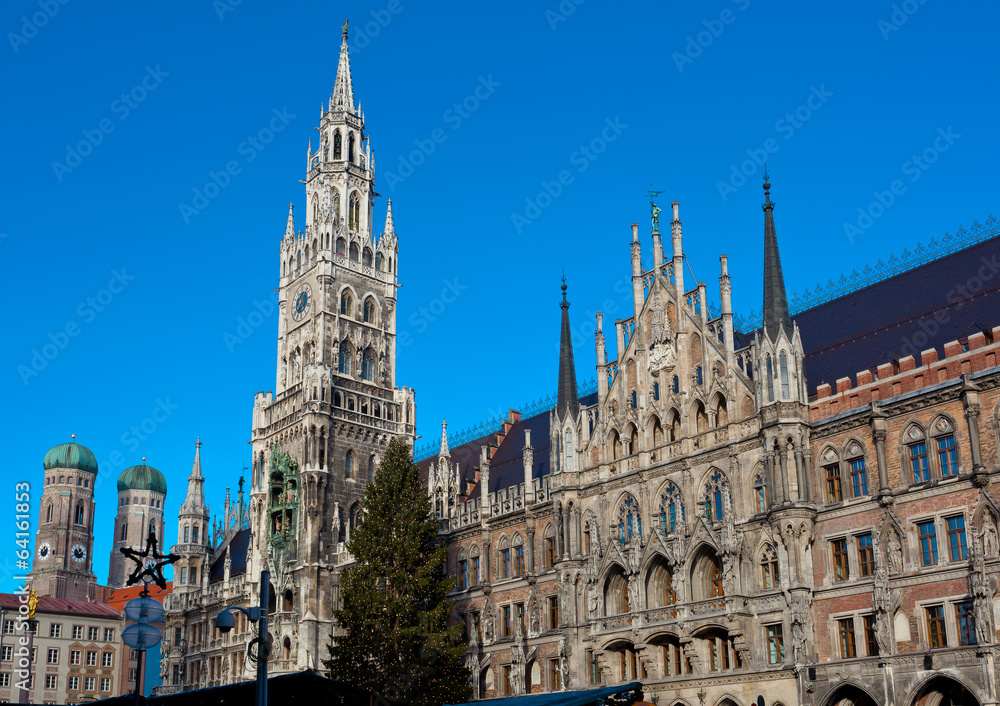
[215,609,236,634]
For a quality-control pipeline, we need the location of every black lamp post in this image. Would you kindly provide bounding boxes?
[215,570,270,706]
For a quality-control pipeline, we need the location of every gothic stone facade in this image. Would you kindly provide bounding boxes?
[429,206,1000,706]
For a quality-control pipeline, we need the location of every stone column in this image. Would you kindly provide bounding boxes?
[562,505,572,560]
[873,429,889,495]
[962,377,986,481]
[526,527,535,574]
[765,449,776,510]
[794,443,807,502]
[779,443,790,504]
[573,507,583,558]
[555,505,564,559]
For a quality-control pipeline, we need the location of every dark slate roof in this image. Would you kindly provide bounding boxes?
[416,393,598,495]
[89,669,385,706]
[208,527,250,583]
[448,681,642,706]
[796,234,1000,394]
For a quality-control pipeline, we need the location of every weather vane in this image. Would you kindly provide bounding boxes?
[120,529,179,591]
[645,183,664,233]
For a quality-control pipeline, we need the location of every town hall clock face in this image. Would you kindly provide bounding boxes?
[291,283,312,322]
[71,544,87,563]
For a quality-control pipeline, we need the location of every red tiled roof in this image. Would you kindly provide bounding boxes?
[0,593,122,620]
[104,582,172,611]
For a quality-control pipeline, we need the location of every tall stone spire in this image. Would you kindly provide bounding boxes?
[439,419,450,458]
[284,202,295,240]
[556,275,579,419]
[762,170,792,341]
[180,437,207,516]
[330,20,355,114]
[384,199,395,236]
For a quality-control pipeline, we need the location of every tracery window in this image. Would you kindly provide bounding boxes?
[338,340,351,375]
[703,469,729,522]
[345,450,354,479]
[779,353,790,398]
[333,131,342,160]
[361,348,375,382]
[760,544,779,589]
[753,473,767,513]
[368,455,376,481]
[363,298,377,324]
[658,484,685,534]
[766,355,775,403]
[618,495,642,545]
[340,290,353,317]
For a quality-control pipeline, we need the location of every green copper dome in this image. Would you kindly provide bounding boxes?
[118,462,167,495]
[43,438,98,475]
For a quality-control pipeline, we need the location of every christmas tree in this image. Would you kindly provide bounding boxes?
[326,438,471,706]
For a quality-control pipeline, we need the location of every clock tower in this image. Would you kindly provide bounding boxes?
[31,436,98,601]
[247,21,416,672]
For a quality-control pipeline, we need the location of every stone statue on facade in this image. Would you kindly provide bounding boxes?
[983,512,999,557]
[482,604,495,646]
[627,574,639,613]
[587,583,599,618]
[872,539,895,656]
[732,632,752,668]
[559,634,570,690]
[886,531,903,574]
[646,292,677,375]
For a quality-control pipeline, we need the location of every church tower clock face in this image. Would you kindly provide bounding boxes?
[71,544,87,563]
[38,542,51,560]
[291,283,312,322]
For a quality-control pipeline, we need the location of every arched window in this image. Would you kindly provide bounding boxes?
[148,520,155,535]
[703,469,729,522]
[349,192,360,230]
[760,544,779,589]
[368,455,376,481]
[931,416,958,478]
[75,502,84,524]
[618,495,642,545]
[711,562,724,597]
[753,473,767,513]
[297,251,302,270]
[192,524,199,543]
[715,396,728,426]
[611,430,622,460]
[332,191,340,226]
[564,430,573,471]
[362,248,373,267]
[333,131,342,160]
[283,590,293,612]
[348,133,355,163]
[334,391,342,407]
[651,417,664,446]
[183,525,190,543]
[694,401,708,433]
[499,537,511,579]
[779,353,790,399]
[120,522,127,541]
[658,484,685,533]
[45,503,53,523]
[336,237,346,256]
[766,355,775,403]
[282,637,291,660]
[361,348,375,382]
[375,252,383,270]
[345,450,354,479]
[646,559,676,608]
[513,535,525,577]
[340,290,353,316]
[363,298,376,324]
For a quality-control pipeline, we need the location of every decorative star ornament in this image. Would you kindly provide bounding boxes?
[120,529,180,590]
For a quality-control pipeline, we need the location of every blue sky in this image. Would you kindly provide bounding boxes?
[1,0,997,589]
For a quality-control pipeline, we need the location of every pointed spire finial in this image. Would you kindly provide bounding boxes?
[331,21,356,112]
[439,419,450,457]
[384,199,395,236]
[556,275,579,419]
[142,457,147,465]
[342,19,348,41]
[761,169,791,340]
[71,434,76,441]
[284,202,295,240]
